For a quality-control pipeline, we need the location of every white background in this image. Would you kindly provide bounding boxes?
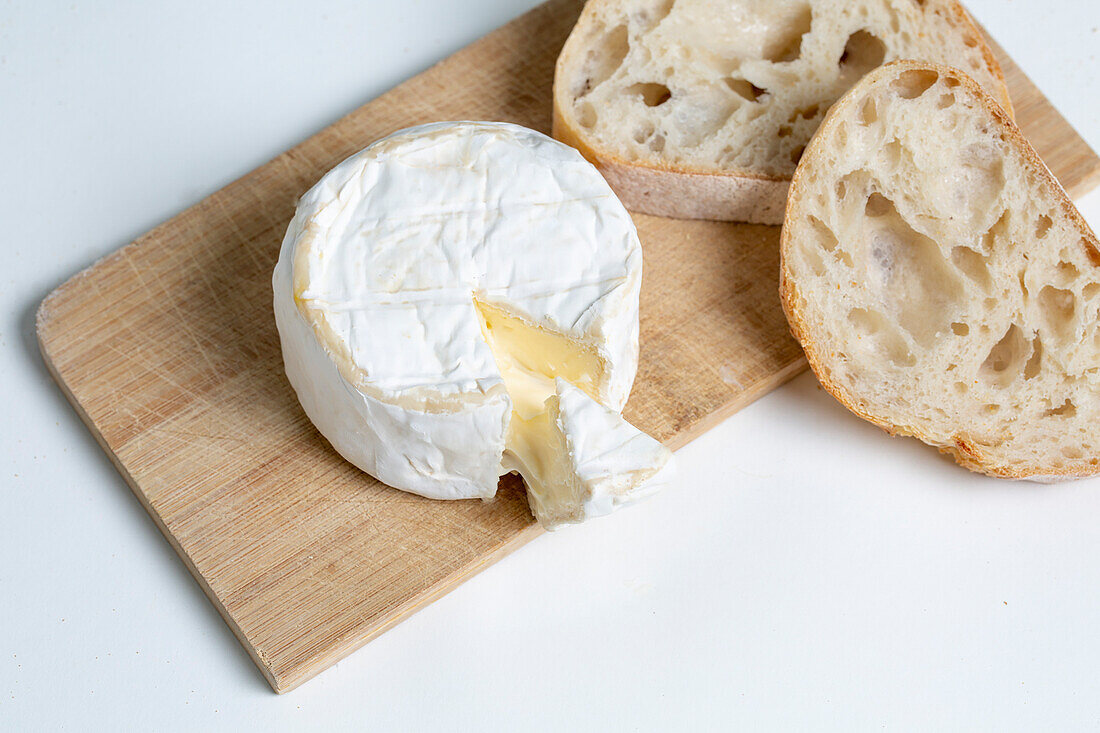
[3,0,1100,729]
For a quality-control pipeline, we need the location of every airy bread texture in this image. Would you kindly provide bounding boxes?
[553,0,1011,224]
[780,61,1100,480]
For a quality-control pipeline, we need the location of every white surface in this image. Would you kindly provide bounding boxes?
[3,0,1100,729]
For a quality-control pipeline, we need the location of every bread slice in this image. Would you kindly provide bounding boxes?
[552,0,1012,224]
[779,60,1100,480]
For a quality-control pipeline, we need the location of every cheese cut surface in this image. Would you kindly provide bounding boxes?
[505,379,676,529]
[273,121,655,509]
[474,299,605,419]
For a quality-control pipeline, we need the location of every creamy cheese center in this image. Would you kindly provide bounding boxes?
[505,397,582,526]
[473,299,605,418]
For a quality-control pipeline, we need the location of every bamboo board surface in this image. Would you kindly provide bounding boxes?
[36,0,1100,693]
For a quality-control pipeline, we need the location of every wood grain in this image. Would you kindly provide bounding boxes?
[36,0,1100,693]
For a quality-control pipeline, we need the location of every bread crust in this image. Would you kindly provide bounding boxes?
[778,60,1100,480]
[553,0,1012,223]
[552,104,790,223]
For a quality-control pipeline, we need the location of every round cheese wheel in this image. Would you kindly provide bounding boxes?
[273,121,643,500]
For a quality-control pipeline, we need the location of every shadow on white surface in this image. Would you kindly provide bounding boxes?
[770,371,1084,496]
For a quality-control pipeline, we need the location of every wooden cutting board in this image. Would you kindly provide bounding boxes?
[36,0,1100,694]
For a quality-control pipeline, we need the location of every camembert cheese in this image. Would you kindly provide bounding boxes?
[272,121,673,527]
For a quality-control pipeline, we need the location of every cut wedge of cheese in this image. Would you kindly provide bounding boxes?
[505,379,675,529]
[477,298,675,527]
[273,121,673,525]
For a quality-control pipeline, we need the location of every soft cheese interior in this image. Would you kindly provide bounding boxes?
[476,301,674,528]
[473,299,604,419]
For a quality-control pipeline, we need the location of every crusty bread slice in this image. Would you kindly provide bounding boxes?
[780,60,1100,480]
[553,0,1012,224]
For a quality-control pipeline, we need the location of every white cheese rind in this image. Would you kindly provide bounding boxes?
[273,233,509,500]
[554,378,675,524]
[273,122,643,501]
[515,379,675,528]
